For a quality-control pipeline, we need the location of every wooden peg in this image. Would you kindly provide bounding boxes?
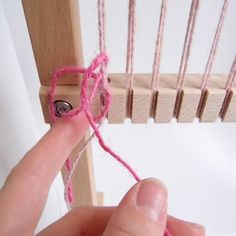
[107,74,126,124]
[132,74,152,123]
[22,0,84,85]
[222,88,236,122]
[155,74,177,123]
[177,75,201,123]
[199,75,227,122]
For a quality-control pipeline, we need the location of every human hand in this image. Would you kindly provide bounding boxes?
[0,112,205,236]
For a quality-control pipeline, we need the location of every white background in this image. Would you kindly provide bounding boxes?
[0,0,236,235]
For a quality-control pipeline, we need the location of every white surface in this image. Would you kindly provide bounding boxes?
[0,0,236,235]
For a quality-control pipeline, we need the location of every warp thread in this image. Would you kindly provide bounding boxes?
[152,0,168,90]
[201,0,229,90]
[177,0,200,90]
[126,0,136,90]
[62,0,109,206]
[175,0,200,116]
[197,0,229,116]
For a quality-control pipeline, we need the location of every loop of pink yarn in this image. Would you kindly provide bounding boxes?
[65,158,72,172]
[49,53,140,183]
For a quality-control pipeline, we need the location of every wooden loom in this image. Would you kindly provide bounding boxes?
[22,0,235,208]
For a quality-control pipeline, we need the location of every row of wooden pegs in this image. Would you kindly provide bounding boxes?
[40,73,236,124]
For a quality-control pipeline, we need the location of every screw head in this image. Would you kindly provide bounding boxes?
[54,100,73,117]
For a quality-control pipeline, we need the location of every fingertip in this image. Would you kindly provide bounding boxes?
[51,111,89,141]
[103,178,168,236]
[136,178,167,222]
[138,178,168,195]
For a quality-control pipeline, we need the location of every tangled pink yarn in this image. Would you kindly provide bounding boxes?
[49,53,140,182]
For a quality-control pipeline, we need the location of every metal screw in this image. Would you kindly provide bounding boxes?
[54,100,73,117]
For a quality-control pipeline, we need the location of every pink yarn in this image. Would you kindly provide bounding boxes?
[201,0,229,90]
[152,0,167,90]
[98,0,106,53]
[65,158,72,172]
[49,53,140,187]
[175,0,200,116]
[177,0,200,90]
[64,158,73,203]
[126,0,136,90]
[50,53,172,235]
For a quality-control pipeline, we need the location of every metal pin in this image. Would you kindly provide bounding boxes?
[54,100,73,117]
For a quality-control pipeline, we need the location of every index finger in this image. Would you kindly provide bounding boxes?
[4,111,89,189]
[23,111,89,184]
[0,112,89,234]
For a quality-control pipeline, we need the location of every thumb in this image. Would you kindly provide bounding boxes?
[103,178,167,236]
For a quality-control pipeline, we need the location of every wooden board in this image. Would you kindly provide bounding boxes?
[176,75,201,123]
[97,192,104,206]
[222,88,236,122]
[155,75,177,123]
[132,74,152,123]
[61,132,98,207]
[199,75,227,122]
[22,0,84,85]
[107,74,126,124]
[39,74,230,124]
[23,0,99,208]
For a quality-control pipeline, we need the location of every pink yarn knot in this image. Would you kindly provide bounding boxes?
[49,52,110,124]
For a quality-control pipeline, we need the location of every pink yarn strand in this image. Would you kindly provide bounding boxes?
[64,131,96,208]
[152,0,167,90]
[226,55,236,91]
[201,0,229,90]
[177,0,200,90]
[63,1,109,207]
[126,0,136,90]
[65,158,72,172]
[98,0,106,53]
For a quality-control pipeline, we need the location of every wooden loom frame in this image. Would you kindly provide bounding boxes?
[22,0,236,207]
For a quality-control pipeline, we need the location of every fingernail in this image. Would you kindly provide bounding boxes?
[137,178,167,222]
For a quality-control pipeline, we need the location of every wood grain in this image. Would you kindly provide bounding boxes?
[176,75,201,122]
[61,132,98,207]
[22,0,84,85]
[132,74,152,123]
[40,74,230,124]
[23,0,98,207]
[107,74,126,124]
[199,75,227,122]
[96,192,104,206]
[222,88,236,122]
[155,75,177,123]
